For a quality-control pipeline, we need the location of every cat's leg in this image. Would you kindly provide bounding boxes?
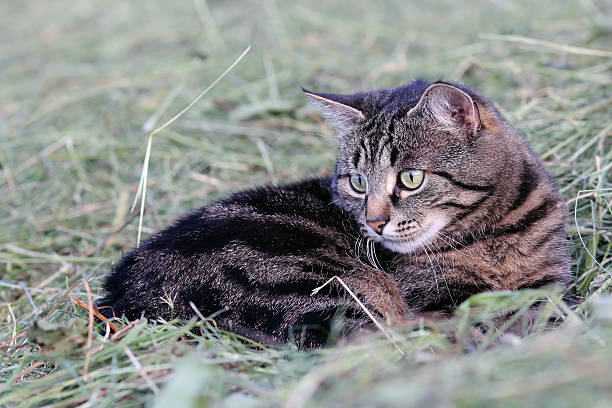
[334,265,408,326]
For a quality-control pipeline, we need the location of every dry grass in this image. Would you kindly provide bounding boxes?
[1,0,611,406]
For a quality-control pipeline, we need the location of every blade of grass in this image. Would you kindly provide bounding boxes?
[311,276,405,357]
[480,33,612,58]
[131,46,251,247]
[574,188,612,275]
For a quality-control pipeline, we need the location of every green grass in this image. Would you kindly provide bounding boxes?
[1,0,611,406]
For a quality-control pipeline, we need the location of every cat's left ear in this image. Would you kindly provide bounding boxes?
[302,88,365,136]
[411,83,481,136]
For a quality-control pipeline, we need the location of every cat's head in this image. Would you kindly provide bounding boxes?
[305,80,516,254]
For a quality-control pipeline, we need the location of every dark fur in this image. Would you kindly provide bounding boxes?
[99,80,571,347]
[99,179,406,347]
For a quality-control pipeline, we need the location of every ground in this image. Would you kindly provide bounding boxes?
[1,1,611,407]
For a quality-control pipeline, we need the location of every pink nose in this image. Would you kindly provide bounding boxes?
[366,217,389,235]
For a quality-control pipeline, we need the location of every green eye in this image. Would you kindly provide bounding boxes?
[349,174,367,193]
[399,169,424,190]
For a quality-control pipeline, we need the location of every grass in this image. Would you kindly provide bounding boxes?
[1,0,611,406]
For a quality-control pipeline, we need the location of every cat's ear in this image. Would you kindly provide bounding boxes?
[302,88,365,135]
[412,83,481,135]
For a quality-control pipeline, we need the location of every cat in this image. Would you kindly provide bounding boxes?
[97,79,571,347]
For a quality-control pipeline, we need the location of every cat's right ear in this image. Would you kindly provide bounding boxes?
[302,88,365,135]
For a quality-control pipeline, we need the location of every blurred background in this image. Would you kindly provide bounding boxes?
[1,1,611,405]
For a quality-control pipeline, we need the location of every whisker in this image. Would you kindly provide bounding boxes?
[328,197,344,206]
[366,239,377,269]
[438,231,488,262]
[354,235,362,259]
[372,242,384,271]
[419,241,440,300]
[435,233,483,291]
[424,240,455,306]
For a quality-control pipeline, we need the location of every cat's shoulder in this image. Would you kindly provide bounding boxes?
[221,177,334,208]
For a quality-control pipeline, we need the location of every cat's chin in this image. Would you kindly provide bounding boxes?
[380,238,431,254]
[370,215,448,255]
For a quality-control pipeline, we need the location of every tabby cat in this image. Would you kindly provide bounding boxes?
[98,80,571,347]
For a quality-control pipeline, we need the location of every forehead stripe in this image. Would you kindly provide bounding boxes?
[352,148,361,168]
[390,146,399,166]
[377,134,393,163]
[360,138,369,156]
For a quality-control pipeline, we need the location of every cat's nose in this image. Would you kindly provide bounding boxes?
[366,217,389,235]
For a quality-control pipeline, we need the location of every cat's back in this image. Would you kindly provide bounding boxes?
[99,177,362,324]
[139,177,353,254]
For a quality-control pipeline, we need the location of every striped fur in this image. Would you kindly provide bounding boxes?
[323,80,571,311]
[99,80,571,347]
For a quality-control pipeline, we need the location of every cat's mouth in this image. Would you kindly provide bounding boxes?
[360,214,448,254]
